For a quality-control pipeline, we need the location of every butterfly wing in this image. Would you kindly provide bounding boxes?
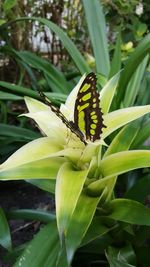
[74,72,105,142]
[39,90,86,144]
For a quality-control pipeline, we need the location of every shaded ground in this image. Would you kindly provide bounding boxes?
[0,181,54,266]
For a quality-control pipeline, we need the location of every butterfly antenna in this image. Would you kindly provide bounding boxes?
[38,88,52,107]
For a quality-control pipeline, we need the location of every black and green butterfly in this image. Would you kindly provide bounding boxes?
[39,72,106,145]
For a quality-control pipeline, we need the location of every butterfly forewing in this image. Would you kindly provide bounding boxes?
[38,90,86,144]
[74,72,105,142]
[39,72,105,144]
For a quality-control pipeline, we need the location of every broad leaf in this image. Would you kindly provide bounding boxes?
[56,162,88,237]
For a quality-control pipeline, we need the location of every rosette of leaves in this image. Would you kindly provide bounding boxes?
[1,72,150,266]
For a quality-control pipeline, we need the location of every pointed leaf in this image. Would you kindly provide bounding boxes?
[83,0,110,76]
[1,137,62,169]
[17,51,69,94]
[100,72,121,114]
[66,190,105,263]
[117,33,150,106]
[13,17,90,74]
[103,105,150,139]
[109,33,121,78]
[106,199,150,226]
[56,162,88,237]
[106,245,136,267]
[13,222,68,267]
[104,120,140,158]
[0,156,64,180]
[81,216,115,247]
[0,123,40,141]
[99,150,150,178]
[123,55,148,107]
[124,174,150,203]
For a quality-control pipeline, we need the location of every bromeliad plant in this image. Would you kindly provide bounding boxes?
[1,72,150,266]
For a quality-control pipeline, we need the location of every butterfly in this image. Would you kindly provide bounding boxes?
[39,72,105,145]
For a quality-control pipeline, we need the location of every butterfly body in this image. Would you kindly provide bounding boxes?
[39,73,105,144]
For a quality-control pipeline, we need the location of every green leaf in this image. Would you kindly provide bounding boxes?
[103,105,150,139]
[123,55,149,107]
[56,162,88,237]
[65,190,105,263]
[136,74,150,106]
[83,0,110,76]
[13,17,90,74]
[104,120,140,158]
[88,150,150,197]
[0,124,40,141]
[106,245,136,267]
[0,208,11,250]
[7,209,55,223]
[106,198,150,226]
[0,137,63,169]
[0,157,64,180]
[0,81,40,100]
[81,216,115,247]
[109,33,121,78]
[99,150,150,178]
[0,78,67,104]
[17,51,69,94]
[124,174,150,203]
[131,119,150,148]
[28,179,56,194]
[13,222,68,267]
[0,91,22,100]
[3,0,16,11]
[116,33,150,106]
[86,175,117,199]
[100,72,121,114]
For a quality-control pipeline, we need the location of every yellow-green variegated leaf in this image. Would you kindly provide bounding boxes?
[102,105,150,139]
[0,157,64,180]
[65,189,107,263]
[104,121,140,158]
[56,162,88,238]
[24,97,67,143]
[87,150,150,197]
[25,96,50,112]
[86,175,117,199]
[100,150,150,178]
[100,72,120,114]
[1,137,62,169]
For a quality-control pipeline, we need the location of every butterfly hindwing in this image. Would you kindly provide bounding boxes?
[74,72,105,142]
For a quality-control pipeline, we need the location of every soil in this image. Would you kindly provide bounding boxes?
[0,181,54,267]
